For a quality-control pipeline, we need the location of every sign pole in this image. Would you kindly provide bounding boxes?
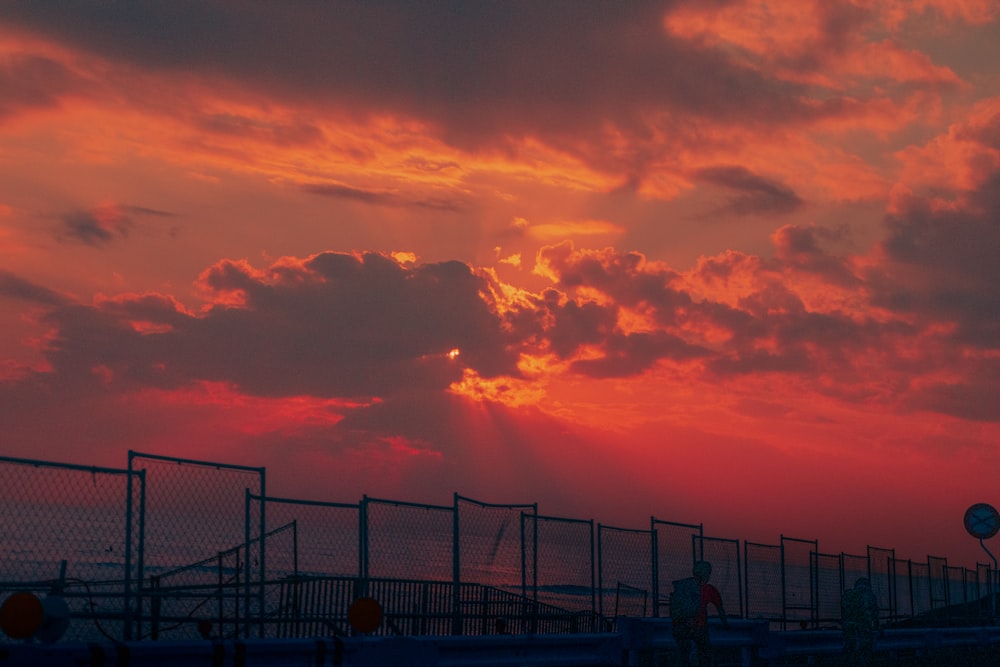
[964,503,1000,621]
[980,538,998,619]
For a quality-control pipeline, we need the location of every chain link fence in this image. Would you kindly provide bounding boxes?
[651,517,701,616]
[1,451,996,643]
[597,525,652,618]
[524,514,594,613]
[0,456,140,642]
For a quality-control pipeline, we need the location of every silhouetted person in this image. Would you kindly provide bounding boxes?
[841,577,879,667]
[671,560,728,667]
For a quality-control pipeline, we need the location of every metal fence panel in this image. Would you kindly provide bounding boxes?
[252,495,359,579]
[651,518,701,615]
[813,552,842,625]
[892,557,913,620]
[781,536,817,627]
[456,495,535,596]
[868,546,895,620]
[128,451,265,638]
[364,497,453,582]
[523,514,594,613]
[745,542,782,621]
[928,556,948,610]
[697,535,742,619]
[0,455,138,642]
[597,525,653,618]
[910,561,931,617]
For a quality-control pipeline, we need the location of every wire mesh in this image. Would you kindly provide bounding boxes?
[911,560,932,616]
[364,498,453,582]
[0,456,138,642]
[781,536,816,627]
[524,514,594,613]
[697,535,742,618]
[128,452,264,573]
[813,552,842,625]
[745,542,782,621]
[456,496,534,595]
[868,546,894,620]
[892,557,913,619]
[597,525,652,618]
[253,495,359,579]
[651,518,701,611]
[928,555,948,610]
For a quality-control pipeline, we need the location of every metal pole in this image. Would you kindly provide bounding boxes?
[979,538,997,619]
[124,457,134,641]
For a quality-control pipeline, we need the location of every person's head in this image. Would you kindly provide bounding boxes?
[693,560,712,583]
[854,577,871,590]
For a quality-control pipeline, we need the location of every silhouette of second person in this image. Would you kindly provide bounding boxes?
[670,560,728,667]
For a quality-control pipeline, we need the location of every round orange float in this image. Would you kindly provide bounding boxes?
[0,591,44,640]
[347,596,383,634]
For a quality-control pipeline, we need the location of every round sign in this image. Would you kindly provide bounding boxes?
[347,596,383,634]
[964,503,1000,539]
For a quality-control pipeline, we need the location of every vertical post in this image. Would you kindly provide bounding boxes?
[258,470,266,639]
[124,455,134,641]
[136,468,146,641]
[452,492,462,635]
[520,513,527,601]
[651,519,659,618]
[218,551,224,639]
[596,525,604,619]
[149,575,160,640]
[589,520,596,617]
[359,496,369,596]
[244,488,251,639]
[292,519,299,578]
[780,535,787,630]
[980,538,997,618]
[531,503,539,610]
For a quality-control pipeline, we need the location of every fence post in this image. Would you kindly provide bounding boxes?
[124,457,135,641]
[244,488,251,639]
[650,521,659,618]
[149,575,160,640]
[453,492,462,635]
[137,466,147,640]
[259,470,266,639]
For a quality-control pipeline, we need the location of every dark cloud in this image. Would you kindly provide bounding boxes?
[57,204,176,246]
[0,270,71,306]
[770,224,859,286]
[0,53,82,121]
[197,112,324,147]
[570,330,708,378]
[301,182,463,212]
[38,252,521,398]
[0,2,885,182]
[875,169,1000,346]
[60,209,130,245]
[694,165,804,216]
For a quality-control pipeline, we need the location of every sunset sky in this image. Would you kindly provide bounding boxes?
[2,1,1000,568]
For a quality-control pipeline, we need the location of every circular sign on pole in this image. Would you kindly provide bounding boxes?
[964,503,1000,539]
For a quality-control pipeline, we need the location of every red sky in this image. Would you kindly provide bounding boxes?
[2,1,1000,568]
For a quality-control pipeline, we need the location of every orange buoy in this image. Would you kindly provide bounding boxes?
[347,596,383,634]
[0,591,44,640]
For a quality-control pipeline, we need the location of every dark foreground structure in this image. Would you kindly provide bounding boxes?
[4,619,1000,666]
